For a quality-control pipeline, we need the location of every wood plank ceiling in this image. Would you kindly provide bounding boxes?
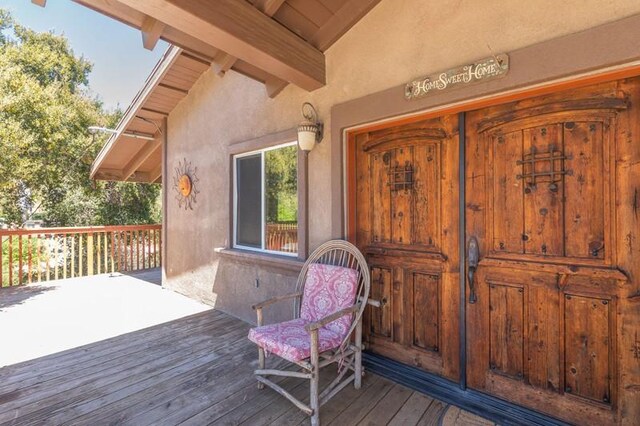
[74,0,383,97]
[90,47,209,183]
[56,0,384,183]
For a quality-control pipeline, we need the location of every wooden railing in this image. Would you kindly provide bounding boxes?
[266,222,298,254]
[0,224,162,288]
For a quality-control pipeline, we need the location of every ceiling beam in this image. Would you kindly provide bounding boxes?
[141,15,165,50]
[213,52,237,77]
[157,83,189,95]
[255,0,286,17]
[93,168,158,183]
[93,168,123,181]
[310,0,383,51]
[265,76,288,98]
[140,107,169,116]
[111,0,325,91]
[122,139,162,181]
[149,163,163,183]
[211,0,286,84]
[73,0,219,61]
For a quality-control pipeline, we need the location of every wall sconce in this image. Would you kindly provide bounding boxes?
[297,102,323,153]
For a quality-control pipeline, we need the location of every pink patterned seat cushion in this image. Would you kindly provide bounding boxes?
[248,318,344,362]
[248,264,359,362]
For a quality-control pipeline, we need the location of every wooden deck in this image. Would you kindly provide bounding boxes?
[0,309,493,425]
[0,268,208,367]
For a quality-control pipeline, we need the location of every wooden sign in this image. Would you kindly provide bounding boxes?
[405,54,509,100]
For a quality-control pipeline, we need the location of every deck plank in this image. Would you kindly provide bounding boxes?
[0,318,247,423]
[0,308,492,426]
[418,399,449,425]
[270,373,380,425]
[387,392,434,426]
[42,330,253,424]
[441,406,496,426]
[357,383,413,425]
[326,374,394,425]
[0,309,223,385]
[0,311,229,393]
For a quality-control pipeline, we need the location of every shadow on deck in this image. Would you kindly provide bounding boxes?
[0,308,493,425]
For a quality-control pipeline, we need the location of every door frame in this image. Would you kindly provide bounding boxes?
[344,65,640,425]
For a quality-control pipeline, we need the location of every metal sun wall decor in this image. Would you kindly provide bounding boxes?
[172,158,200,210]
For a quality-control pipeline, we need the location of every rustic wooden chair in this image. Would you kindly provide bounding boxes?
[248,240,371,426]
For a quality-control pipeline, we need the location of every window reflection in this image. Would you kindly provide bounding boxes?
[265,145,298,254]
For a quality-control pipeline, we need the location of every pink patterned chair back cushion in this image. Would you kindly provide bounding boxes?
[300,263,359,338]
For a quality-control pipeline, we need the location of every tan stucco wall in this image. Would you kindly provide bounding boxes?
[164,0,640,323]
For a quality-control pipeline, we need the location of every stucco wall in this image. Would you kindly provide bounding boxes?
[164,0,640,323]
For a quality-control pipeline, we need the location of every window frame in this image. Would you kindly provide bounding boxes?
[231,138,303,258]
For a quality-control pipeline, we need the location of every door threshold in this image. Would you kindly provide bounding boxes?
[363,352,569,426]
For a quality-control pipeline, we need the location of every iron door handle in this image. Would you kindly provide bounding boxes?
[467,237,479,304]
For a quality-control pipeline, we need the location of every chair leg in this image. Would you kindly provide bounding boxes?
[310,330,320,426]
[257,347,265,389]
[355,319,363,389]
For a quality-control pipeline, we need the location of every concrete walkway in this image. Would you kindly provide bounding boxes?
[0,269,211,367]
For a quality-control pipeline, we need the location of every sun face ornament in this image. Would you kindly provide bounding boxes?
[172,158,199,210]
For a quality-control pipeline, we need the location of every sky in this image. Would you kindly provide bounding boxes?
[1,0,168,110]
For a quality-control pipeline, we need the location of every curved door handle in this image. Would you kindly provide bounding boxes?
[467,237,479,304]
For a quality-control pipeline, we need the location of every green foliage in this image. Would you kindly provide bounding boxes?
[0,9,160,227]
[265,145,297,223]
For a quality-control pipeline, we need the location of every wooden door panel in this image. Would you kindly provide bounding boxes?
[466,79,635,425]
[563,121,606,259]
[391,147,413,245]
[355,115,459,380]
[488,281,525,380]
[490,131,524,254]
[412,142,441,247]
[412,272,440,352]
[522,124,565,256]
[371,150,391,244]
[369,266,392,338]
[526,283,560,392]
[564,293,612,403]
[485,115,613,265]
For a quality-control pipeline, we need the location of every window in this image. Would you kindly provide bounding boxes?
[233,142,298,256]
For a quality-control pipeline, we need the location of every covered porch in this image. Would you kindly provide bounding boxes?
[0,271,491,425]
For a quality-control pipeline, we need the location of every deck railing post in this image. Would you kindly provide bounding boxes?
[87,232,94,276]
[0,234,4,288]
[8,234,13,286]
[18,235,23,285]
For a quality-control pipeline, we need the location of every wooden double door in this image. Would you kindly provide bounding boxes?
[352,78,640,425]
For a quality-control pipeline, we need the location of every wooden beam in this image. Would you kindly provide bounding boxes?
[122,139,161,181]
[94,168,156,183]
[149,163,162,183]
[111,0,325,90]
[213,52,237,77]
[209,0,285,80]
[141,15,165,50]
[31,0,46,6]
[255,0,286,17]
[140,107,169,117]
[126,171,155,183]
[73,0,219,61]
[265,76,288,98]
[158,83,189,95]
[93,168,123,181]
[310,0,383,51]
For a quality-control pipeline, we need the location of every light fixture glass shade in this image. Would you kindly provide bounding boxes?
[297,123,318,152]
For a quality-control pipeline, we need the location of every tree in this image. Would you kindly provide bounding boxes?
[0,10,160,227]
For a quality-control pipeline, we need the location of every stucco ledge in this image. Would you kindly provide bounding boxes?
[215,248,303,275]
